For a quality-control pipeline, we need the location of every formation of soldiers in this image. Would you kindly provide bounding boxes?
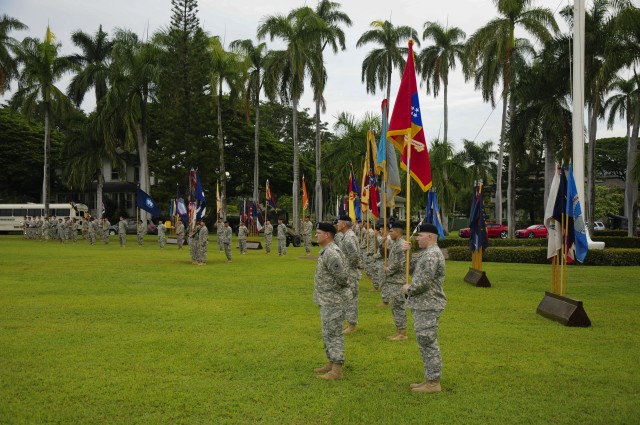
[22,216,80,244]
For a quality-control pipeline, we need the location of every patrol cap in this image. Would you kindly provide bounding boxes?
[316,222,337,235]
[375,223,384,230]
[390,222,404,230]
[418,223,439,234]
[338,215,352,222]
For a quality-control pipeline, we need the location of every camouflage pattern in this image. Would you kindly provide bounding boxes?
[42,218,50,242]
[276,223,287,256]
[314,241,350,365]
[49,218,58,241]
[406,243,446,382]
[222,225,232,261]
[302,220,313,253]
[137,222,146,246]
[118,219,128,247]
[263,223,273,253]
[81,219,88,240]
[70,220,78,243]
[58,220,66,243]
[338,228,361,326]
[176,221,185,249]
[158,222,167,248]
[192,224,201,261]
[216,221,224,252]
[87,220,96,245]
[238,224,248,254]
[384,238,408,328]
[102,219,111,244]
[198,224,209,263]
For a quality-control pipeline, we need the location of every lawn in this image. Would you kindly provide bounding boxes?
[1,235,639,424]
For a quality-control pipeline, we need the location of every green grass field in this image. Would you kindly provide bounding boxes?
[1,235,639,424]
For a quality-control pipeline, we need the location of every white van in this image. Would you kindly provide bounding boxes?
[0,203,89,233]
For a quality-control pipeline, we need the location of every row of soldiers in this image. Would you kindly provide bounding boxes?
[21,216,79,243]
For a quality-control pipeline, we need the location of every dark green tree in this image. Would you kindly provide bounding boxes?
[0,14,28,94]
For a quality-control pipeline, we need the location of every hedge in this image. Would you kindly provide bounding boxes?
[593,230,638,237]
[439,238,547,248]
[446,246,640,266]
[590,236,640,249]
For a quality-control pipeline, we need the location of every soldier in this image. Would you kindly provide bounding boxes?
[118,216,128,247]
[334,220,344,246]
[102,217,111,244]
[137,219,146,246]
[222,220,232,262]
[312,222,351,380]
[371,224,386,294]
[238,221,248,254]
[49,216,57,241]
[276,218,287,256]
[57,218,67,243]
[401,223,446,393]
[81,216,88,240]
[263,219,273,254]
[157,219,167,249]
[65,217,75,242]
[336,216,361,334]
[302,216,313,255]
[42,217,50,242]
[216,218,224,252]
[176,219,185,249]
[198,219,209,265]
[188,223,198,264]
[69,218,78,243]
[91,216,101,245]
[384,222,408,341]
[87,217,95,245]
[35,216,43,240]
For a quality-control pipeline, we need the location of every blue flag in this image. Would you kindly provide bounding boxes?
[566,163,588,262]
[136,187,160,217]
[468,185,489,252]
[426,190,445,240]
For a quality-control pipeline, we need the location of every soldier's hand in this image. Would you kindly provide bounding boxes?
[401,241,411,251]
[402,284,410,295]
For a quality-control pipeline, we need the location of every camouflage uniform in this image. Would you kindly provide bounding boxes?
[176,221,185,249]
[238,224,248,254]
[276,223,287,256]
[216,221,224,252]
[385,238,408,329]
[157,222,167,248]
[81,219,89,240]
[42,218,50,242]
[334,231,344,247]
[49,218,58,241]
[58,219,66,243]
[188,225,197,262]
[118,218,127,247]
[198,223,209,263]
[87,219,96,245]
[222,225,232,261]
[338,229,361,326]
[406,244,446,382]
[371,232,385,290]
[70,219,78,243]
[102,219,111,244]
[314,241,351,365]
[302,220,313,253]
[264,223,273,253]
[137,222,146,246]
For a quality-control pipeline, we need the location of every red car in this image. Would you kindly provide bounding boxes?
[459,222,509,239]
[515,224,548,238]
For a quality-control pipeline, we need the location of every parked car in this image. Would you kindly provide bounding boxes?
[459,222,509,239]
[593,221,605,231]
[108,218,156,235]
[515,224,548,238]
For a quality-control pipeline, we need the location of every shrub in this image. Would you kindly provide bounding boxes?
[593,230,628,237]
[590,236,640,249]
[439,238,546,248]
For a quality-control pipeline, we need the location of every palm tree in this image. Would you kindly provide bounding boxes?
[357,20,420,105]
[466,0,558,231]
[11,26,77,216]
[460,139,497,185]
[417,21,466,143]
[310,0,352,222]
[67,25,114,218]
[210,36,247,219]
[229,38,268,205]
[257,6,331,233]
[429,138,468,231]
[0,14,27,94]
[102,30,160,222]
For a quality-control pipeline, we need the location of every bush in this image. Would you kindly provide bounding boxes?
[446,246,640,266]
[439,238,546,248]
[593,230,627,237]
[591,236,640,248]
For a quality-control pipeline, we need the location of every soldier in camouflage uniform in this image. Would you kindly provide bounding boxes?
[87,217,95,245]
[49,216,57,241]
[102,218,111,244]
[58,218,67,243]
[384,222,408,340]
[197,219,208,265]
[401,223,446,393]
[118,216,128,247]
[276,218,287,256]
[176,219,185,249]
[137,219,146,246]
[238,221,248,254]
[222,220,232,262]
[188,223,197,263]
[42,217,50,242]
[263,220,273,254]
[216,218,224,252]
[336,216,361,334]
[302,216,313,255]
[312,222,351,380]
[157,220,167,249]
[81,216,89,240]
[69,218,78,243]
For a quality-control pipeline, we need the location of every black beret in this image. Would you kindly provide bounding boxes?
[390,222,404,230]
[316,222,337,235]
[418,223,439,234]
[338,215,352,222]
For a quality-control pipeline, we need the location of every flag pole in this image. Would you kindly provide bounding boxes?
[405,134,412,286]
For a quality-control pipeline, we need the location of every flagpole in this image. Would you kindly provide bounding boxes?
[405,134,412,286]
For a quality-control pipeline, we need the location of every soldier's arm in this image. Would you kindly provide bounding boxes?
[407,257,435,296]
[325,251,349,287]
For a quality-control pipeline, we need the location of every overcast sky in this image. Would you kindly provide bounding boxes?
[1,0,627,151]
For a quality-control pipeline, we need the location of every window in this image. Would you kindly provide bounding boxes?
[55,209,70,216]
[27,209,41,216]
[134,167,140,183]
[0,209,12,217]
[111,161,119,181]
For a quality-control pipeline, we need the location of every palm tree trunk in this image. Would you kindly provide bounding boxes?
[292,97,300,234]
[626,93,639,236]
[315,99,323,222]
[544,134,555,205]
[507,97,516,238]
[253,94,260,202]
[218,84,227,219]
[43,106,51,217]
[495,93,508,224]
[135,122,148,224]
[587,103,598,228]
[96,170,104,219]
[443,81,448,142]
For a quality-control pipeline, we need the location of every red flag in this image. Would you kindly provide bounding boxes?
[301,176,309,210]
[387,40,432,191]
